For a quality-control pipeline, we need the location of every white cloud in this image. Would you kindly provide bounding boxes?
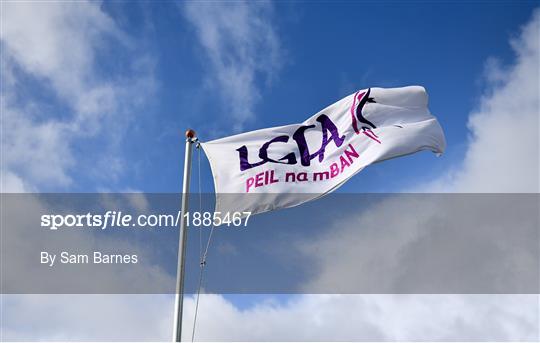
[4,292,537,341]
[5,292,537,341]
[1,193,174,340]
[180,294,538,341]
[2,4,538,342]
[424,9,539,193]
[272,9,539,341]
[2,103,74,189]
[0,1,155,191]
[2,294,173,341]
[0,3,165,339]
[182,1,283,131]
[182,9,540,341]
[1,1,123,103]
[299,195,538,295]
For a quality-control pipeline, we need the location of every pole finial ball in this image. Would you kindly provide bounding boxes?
[185,129,196,139]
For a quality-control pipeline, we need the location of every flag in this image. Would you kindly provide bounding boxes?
[201,86,446,217]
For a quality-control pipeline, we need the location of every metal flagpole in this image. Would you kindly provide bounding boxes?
[173,129,197,342]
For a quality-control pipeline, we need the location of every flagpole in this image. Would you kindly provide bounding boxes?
[173,129,196,342]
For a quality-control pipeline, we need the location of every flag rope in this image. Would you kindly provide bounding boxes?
[191,142,217,342]
[198,140,203,269]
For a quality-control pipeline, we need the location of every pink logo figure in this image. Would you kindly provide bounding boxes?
[350,88,381,144]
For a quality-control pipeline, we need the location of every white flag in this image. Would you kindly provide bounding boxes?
[202,86,446,216]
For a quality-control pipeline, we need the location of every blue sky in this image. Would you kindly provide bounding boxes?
[124,1,535,193]
[4,1,534,194]
[2,1,539,341]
